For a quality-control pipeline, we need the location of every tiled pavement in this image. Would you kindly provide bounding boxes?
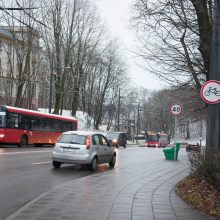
[6,148,217,220]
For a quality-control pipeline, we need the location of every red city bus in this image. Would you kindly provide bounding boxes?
[145,132,169,148]
[0,105,78,146]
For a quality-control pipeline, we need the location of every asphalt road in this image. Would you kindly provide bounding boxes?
[0,145,97,220]
[0,144,171,220]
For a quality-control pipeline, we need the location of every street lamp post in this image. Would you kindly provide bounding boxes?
[136,103,140,144]
[117,89,123,131]
[206,0,220,149]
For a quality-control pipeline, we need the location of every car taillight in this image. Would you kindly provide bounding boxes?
[86,135,90,149]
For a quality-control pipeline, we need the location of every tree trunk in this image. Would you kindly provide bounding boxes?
[53,91,61,114]
[15,84,23,107]
[191,0,212,80]
[71,92,79,116]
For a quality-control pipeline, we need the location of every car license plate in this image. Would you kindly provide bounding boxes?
[63,148,76,153]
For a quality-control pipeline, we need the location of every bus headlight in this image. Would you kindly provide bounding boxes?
[0,134,5,138]
[155,144,158,147]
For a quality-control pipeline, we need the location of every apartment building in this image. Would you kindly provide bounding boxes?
[0,26,40,110]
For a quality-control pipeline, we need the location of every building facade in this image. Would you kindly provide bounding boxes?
[0,26,40,110]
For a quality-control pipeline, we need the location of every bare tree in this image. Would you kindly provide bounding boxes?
[90,41,128,130]
[69,3,105,116]
[132,0,212,91]
[39,0,107,116]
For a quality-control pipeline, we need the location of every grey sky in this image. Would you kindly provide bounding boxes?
[94,0,167,90]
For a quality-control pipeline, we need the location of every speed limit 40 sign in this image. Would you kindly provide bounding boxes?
[170,104,183,116]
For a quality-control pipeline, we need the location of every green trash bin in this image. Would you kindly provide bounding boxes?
[163,143,180,160]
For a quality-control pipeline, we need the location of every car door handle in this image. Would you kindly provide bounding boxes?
[96,147,99,149]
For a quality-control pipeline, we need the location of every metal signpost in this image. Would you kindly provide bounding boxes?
[170,104,183,160]
[206,0,220,150]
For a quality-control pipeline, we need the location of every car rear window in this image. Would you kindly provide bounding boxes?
[58,134,86,145]
[106,133,119,139]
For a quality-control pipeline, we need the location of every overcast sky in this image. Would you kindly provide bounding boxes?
[94,0,167,90]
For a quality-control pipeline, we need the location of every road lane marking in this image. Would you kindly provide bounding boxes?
[32,161,51,165]
[0,150,52,155]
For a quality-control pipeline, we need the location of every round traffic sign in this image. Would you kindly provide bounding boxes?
[200,80,220,104]
[170,104,182,116]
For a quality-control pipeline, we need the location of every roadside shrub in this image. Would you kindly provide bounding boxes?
[188,148,220,190]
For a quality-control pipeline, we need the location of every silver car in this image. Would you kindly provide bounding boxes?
[52,131,116,171]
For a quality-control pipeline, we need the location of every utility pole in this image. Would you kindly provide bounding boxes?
[206,0,220,149]
[136,102,140,144]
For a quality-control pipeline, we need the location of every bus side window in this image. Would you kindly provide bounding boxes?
[50,120,54,131]
[65,122,72,131]
[54,120,61,132]
[37,120,44,130]
[61,122,72,132]
[19,114,30,130]
[7,113,19,128]
[31,118,38,130]
[61,121,66,132]
[18,114,24,129]
[71,122,76,130]
[24,116,31,130]
[43,119,51,131]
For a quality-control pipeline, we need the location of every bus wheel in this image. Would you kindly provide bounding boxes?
[19,135,28,147]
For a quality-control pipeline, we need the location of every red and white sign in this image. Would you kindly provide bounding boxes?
[200,80,220,104]
[170,104,183,116]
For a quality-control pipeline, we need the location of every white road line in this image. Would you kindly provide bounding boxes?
[32,161,51,165]
[0,150,51,155]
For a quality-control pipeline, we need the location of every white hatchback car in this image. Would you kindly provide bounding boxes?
[52,131,116,171]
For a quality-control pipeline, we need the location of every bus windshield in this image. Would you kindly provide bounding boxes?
[146,135,158,141]
[0,112,6,128]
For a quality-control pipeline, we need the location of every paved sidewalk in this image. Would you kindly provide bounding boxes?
[6,149,216,220]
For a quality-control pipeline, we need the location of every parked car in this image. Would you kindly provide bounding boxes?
[106,132,127,148]
[52,131,116,171]
[186,143,200,152]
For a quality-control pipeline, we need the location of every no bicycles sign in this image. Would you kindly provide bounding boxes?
[170,104,183,116]
[200,80,220,104]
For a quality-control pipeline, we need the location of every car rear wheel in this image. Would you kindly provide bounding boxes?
[109,154,116,168]
[89,157,97,171]
[52,161,62,168]
[123,145,126,148]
